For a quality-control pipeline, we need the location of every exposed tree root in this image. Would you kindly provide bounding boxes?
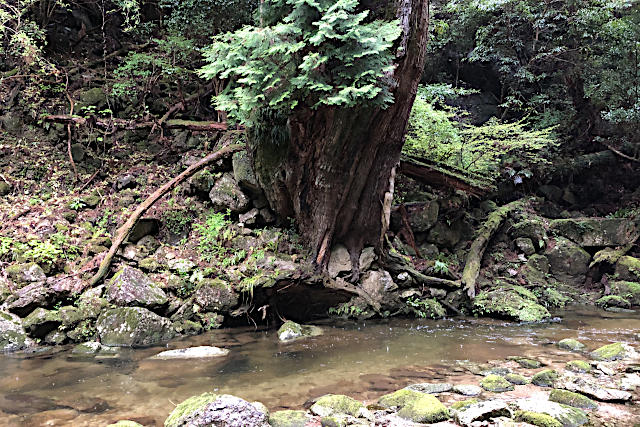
[461,199,527,298]
[88,143,244,286]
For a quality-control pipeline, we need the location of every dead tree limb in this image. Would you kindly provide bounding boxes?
[88,143,244,286]
[43,115,229,132]
[462,199,527,298]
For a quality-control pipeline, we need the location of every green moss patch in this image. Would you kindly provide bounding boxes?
[531,370,558,387]
[565,360,591,373]
[480,374,514,392]
[548,389,597,409]
[515,410,562,427]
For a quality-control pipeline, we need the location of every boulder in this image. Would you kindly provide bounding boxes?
[311,394,368,418]
[452,385,482,396]
[548,389,597,409]
[152,346,229,359]
[359,270,397,308]
[590,342,637,361]
[546,237,590,284]
[165,393,269,427]
[6,281,52,317]
[426,218,473,249]
[549,218,639,247]
[268,410,308,427]
[514,237,536,255]
[78,87,108,109]
[557,338,586,352]
[232,151,261,198]
[406,383,452,394]
[128,218,160,243]
[377,389,448,424]
[556,374,632,402]
[614,256,640,281]
[0,311,34,352]
[328,244,352,278]
[531,369,558,387]
[472,286,550,322]
[514,411,561,427]
[610,281,640,305]
[190,168,219,194]
[513,398,588,427]
[209,173,250,213]
[511,219,547,250]
[596,295,631,309]
[96,307,174,347]
[22,307,61,338]
[565,360,591,373]
[5,263,46,285]
[392,201,439,233]
[193,278,238,312]
[480,374,514,392]
[504,373,529,385]
[105,266,168,309]
[277,321,323,342]
[453,400,511,426]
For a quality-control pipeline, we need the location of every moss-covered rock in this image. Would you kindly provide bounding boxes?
[193,278,238,312]
[548,389,597,409]
[546,237,590,284]
[5,262,46,285]
[565,360,591,373]
[557,338,586,352]
[96,307,174,347]
[0,310,33,352]
[453,400,511,426]
[232,151,261,197]
[277,320,323,342]
[480,374,514,392]
[590,342,636,361]
[165,393,268,427]
[22,307,61,338]
[106,266,168,309]
[610,281,640,306]
[268,410,308,427]
[531,369,558,387]
[504,373,529,385]
[209,173,250,213]
[450,398,478,410]
[614,256,640,281]
[377,388,448,423]
[514,410,562,427]
[508,356,542,368]
[595,295,631,309]
[107,421,143,427]
[549,218,638,247]
[473,286,550,322]
[514,398,588,427]
[310,394,365,418]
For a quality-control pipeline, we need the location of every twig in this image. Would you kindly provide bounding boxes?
[79,169,101,192]
[601,141,640,163]
[64,72,78,182]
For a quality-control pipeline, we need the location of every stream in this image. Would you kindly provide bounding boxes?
[0,305,638,426]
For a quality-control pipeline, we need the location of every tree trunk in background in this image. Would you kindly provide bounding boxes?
[250,0,430,275]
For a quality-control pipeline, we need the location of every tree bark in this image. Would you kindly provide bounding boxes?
[250,0,430,276]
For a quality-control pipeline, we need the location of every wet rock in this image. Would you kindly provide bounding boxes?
[105,266,168,309]
[514,237,536,256]
[556,374,632,402]
[268,410,309,427]
[311,395,369,419]
[595,295,631,309]
[557,338,586,352]
[549,218,639,247]
[531,369,558,387]
[193,278,238,312]
[23,307,61,338]
[504,373,529,385]
[480,374,514,392]
[590,342,637,361]
[565,361,591,373]
[548,389,597,409]
[128,218,160,243]
[277,321,323,342]
[546,237,590,284]
[152,346,229,359]
[514,410,561,427]
[473,286,550,322]
[508,356,542,369]
[165,393,269,427]
[72,341,102,355]
[328,244,352,278]
[453,400,511,426]
[5,263,46,285]
[209,173,250,213]
[610,281,640,305]
[614,256,640,281]
[0,311,34,352]
[514,398,588,427]
[405,383,452,394]
[377,389,448,424]
[452,385,482,396]
[96,307,174,347]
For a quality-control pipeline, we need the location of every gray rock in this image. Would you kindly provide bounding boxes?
[405,201,439,232]
[513,398,588,427]
[115,174,136,190]
[0,311,34,352]
[359,247,376,271]
[328,244,352,278]
[514,237,536,256]
[259,208,276,224]
[22,307,61,338]
[165,393,269,427]
[193,278,238,312]
[105,266,168,309]
[405,383,452,394]
[452,385,482,396]
[277,320,323,342]
[239,208,260,226]
[549,218,640,247]
[209,173,250,213]
[5,263,46,285]
[232,151,261,198]
[167,258,196,274]
[546,237,591,284]
[557,374,632,402]
[359,270,397,307]
[152,346,229,359]
[6,282,51,317]
[454,400,511,427]
[96,307,174,347]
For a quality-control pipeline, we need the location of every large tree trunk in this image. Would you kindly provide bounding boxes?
[250,0,430,275]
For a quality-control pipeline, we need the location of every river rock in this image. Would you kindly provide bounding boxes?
[22,307,61,338]
[549,218,639,247]
[209,173,250,213]
[96,307,174,347]
[328,244,352,278]
[107,421,143,427]
[453,400,511,426]
[472,286,550,322]
[165,393,269,427]
[452,385,482,396]
[277,320,323,342]
[480,374,514,392]
[614,256,640,281]
[548,389,597,409]
[152,346,229,359]
[546,237,591,284]
[105,266,168,309]
[359,270,398,306]
[556,374,632,401]
[610,281,640,305]
[0,311,33,352]
[558,338,586,352]
[72,341,102,355]
[590,342,637,361]
[193,278,238,312]
[268,410,309,427]
[406,383,453,394]
[5,263,46,286]
[504,373,529,385]
[311,394,369,418]
[513,398,588,427]
[566,360,591,373]
[531,369,558,387]
[377,389,449,424]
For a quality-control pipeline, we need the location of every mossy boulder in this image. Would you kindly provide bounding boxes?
[165,393,268,427]
[514,399,588,427]
[610,281,640,306]
[378,389,448,423]
[504,373,529,385]
[232,151,261,197]
[480,374,514,392]
[193,278,238,312]
[590,342,636,361]
[531,369,558,387]
[277,320,323,342]
[595,295,631,309]
[105,266,168,309]
[508,356,542,368]
[473,286,550,322]
[557,338,586,352]
[402,201,439,233]
[0,181,10,196]
[614,256,640,281]
[565,360,591,373]
[78,87,108,109]
[511,219,547,250]
[453,400,511,426]
[72,341,102,355]
[450,398,478,410]
[107,421,143,427]
[96,307,174,347]
[549,218,638,247]
[548,389,597,409]
[22,307,61,338]
[546,237,590,284]
[514,410,562,427]
[0,310,33,352]
[310,394,366,418]
[268,410,308,427]
[209,173,250,213]
[6,262,46,286]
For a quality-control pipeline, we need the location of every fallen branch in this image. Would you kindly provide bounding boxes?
[461,199,527,298]
[600,141,640,163]
[384,250,461,290]
[43,115,229,132]
[88,143,244,286]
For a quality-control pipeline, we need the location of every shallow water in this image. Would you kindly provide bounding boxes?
[0,305,638,426]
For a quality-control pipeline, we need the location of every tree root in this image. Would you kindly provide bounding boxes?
[461,199,527,298]
[88,143,244,286]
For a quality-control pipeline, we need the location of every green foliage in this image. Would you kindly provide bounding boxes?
[200,0,402,125]
[405,297,445,319]
[328,302,367,318]
[162,207,194,234]
[194,210,231,261]
[69,197,86,211]
[432,260,449,275]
